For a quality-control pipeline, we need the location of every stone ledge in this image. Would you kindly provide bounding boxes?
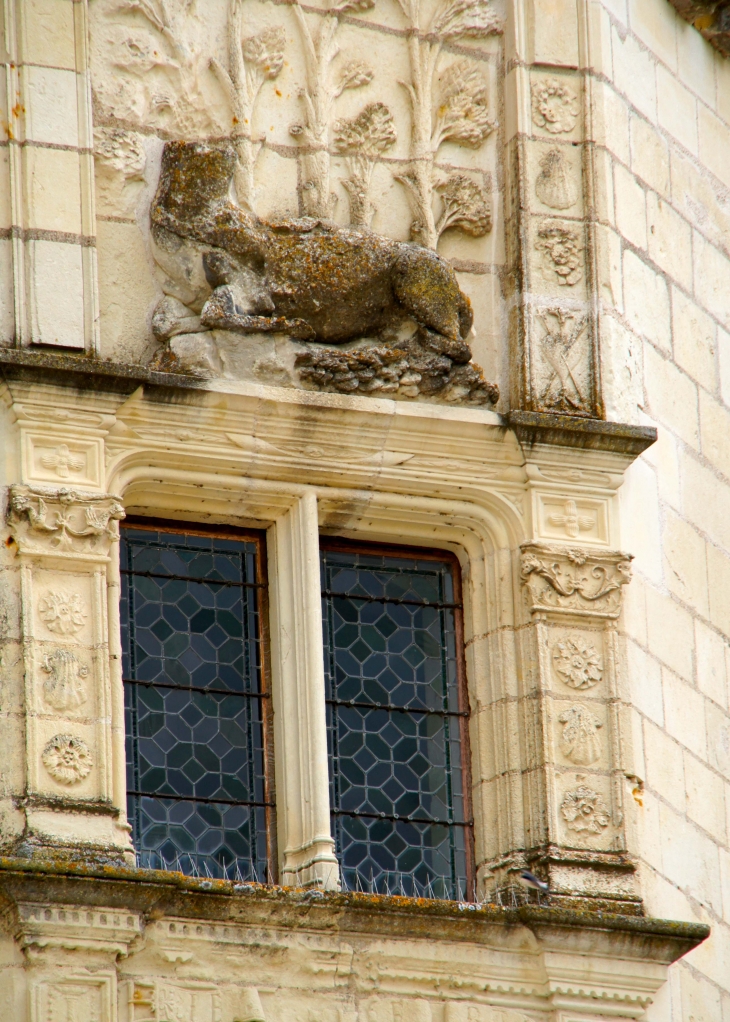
[507,411,658,457]
[0,856,708,964]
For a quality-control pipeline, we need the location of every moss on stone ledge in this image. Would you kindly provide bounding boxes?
[0,854,709,957]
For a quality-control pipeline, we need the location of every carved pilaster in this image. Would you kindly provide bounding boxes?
[6,486,132,859]
[505,17,602,417]
[487,542,639,909]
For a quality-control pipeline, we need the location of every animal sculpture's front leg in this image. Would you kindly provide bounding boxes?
[200,285,316,340]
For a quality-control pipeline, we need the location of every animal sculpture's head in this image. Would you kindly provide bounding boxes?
[154,141,238,222]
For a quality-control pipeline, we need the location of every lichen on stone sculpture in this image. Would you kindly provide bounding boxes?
[668,0,730,57]
[149,140,497,403]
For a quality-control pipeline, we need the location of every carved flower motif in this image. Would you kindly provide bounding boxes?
[535,224,583,286]
[38,591,87,635]
[433,61,496,149]
[42,735,93,786]
[333,103,396,157]
[435,174,492,238]
[553,637,603,689]
[241,27,285,80]
[560,784,610,834]
[531,78,580,134]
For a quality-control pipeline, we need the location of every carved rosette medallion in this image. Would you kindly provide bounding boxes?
[42,735,93,785]
[9,486,125,556]
[38,592,87,636]
[41,649,89,710]
[552,636,603,689]
[560,784,610,835]
[520,543,632,619]
[558,705,602,765]
[531,78,580,134]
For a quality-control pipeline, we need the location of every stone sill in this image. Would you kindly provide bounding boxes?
[0,856,709,964]
[0,349,656,461]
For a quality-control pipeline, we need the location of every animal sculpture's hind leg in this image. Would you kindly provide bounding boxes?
[201,285,316,340]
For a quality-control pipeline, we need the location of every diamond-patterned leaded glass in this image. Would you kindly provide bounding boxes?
[121,525,273,880]
[321,544,473,900]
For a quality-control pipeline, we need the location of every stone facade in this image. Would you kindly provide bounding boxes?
[0,0,727,1020]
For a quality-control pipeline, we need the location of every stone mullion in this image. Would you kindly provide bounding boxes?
[268,491,339,889]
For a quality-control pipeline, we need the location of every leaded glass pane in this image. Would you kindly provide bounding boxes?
[322,546,471,900]
[122,527,272,880]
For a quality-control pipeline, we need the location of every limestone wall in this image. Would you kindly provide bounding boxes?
[589,1,730,1018]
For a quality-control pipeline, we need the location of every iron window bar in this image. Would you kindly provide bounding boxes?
[127,790,275,808]
[331,808,473,826]
[321,588,461,610]
[123,677,269,699]
[326,697,467,717]
[120,568,265,589]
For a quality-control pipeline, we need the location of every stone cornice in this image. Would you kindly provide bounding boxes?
[0,857,709,961]
[0,854,703,948]
[0,858,703,1017]
[507,411,657,458]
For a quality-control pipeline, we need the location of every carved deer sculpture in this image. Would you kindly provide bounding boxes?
[149,141,475,364]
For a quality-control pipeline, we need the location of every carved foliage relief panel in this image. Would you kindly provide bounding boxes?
[89,0,505,405]
[520,544,632,859]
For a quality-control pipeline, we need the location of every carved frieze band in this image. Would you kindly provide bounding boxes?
[8,486,125,557]
[18,903,141,955]
[520,543,632,618]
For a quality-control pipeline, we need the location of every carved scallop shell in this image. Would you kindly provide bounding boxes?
[535,148,578,210]
[558,704,602,765]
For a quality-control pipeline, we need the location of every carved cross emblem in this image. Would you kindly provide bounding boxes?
[548,499,595,538]
[40,444,85,478]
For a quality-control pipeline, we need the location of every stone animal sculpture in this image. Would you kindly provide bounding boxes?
[149,141,475,364]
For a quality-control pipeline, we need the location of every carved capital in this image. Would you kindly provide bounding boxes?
[520,542,632,618]
[8,486,125,559]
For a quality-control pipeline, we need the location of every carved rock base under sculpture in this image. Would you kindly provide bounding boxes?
[149,330,500,406]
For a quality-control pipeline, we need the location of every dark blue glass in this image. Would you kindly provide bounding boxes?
[321,547,471,899]
[122,527,271,880]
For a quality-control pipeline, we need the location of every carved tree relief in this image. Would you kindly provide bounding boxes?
[211,5,286,210]
[394,0,499,248]
[290,0,376,217]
